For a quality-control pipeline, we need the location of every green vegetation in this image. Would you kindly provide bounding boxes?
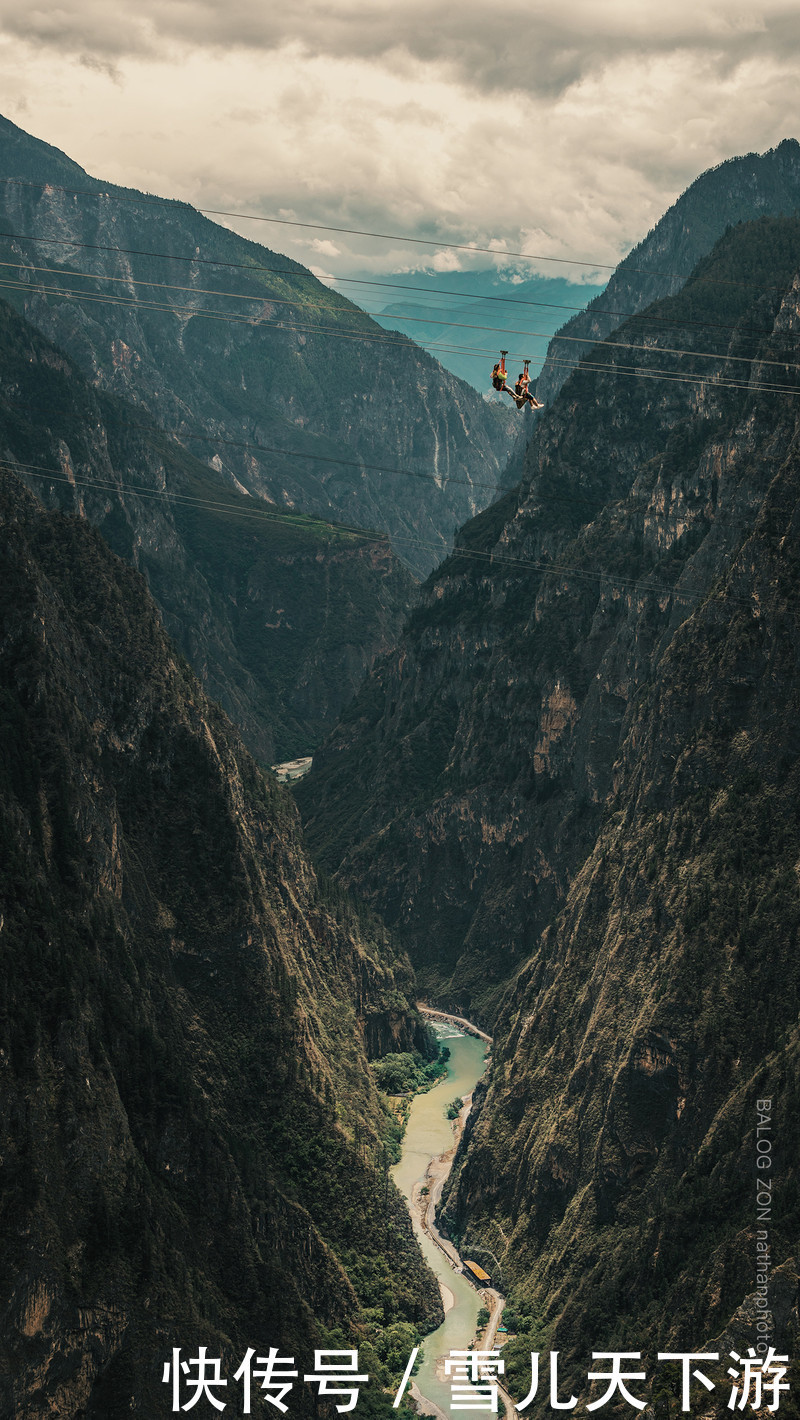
[0,113,515,598]
[446,1096,464,1119]
[300,212,800,1025]
[307,213,800,1394]
[372,1045,450,1096]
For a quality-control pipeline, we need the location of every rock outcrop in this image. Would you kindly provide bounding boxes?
[300,215,800,1023]
[300,213,800,1406]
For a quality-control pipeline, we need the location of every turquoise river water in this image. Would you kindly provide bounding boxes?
[390,1028,489,1418]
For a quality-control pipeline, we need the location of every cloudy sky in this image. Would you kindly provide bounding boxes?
[1,1,799,280]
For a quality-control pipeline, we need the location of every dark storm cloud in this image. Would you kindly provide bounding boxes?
[4,1,800,97]
[2,1,798,283]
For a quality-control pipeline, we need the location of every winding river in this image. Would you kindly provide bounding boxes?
[391,1025,490,1419]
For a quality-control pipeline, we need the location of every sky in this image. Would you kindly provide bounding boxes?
[0,1,799,283]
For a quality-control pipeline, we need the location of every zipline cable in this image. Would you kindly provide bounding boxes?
[0,368,794,520]
[3,276,800,397]
[3,260,797,373]
[0,457,761,610]
[1,175,795,291]
[0,223,786,344]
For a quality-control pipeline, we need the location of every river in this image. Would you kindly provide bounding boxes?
[391,1026,489,1419]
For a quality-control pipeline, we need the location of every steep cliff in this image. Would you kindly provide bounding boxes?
[0,113,514,577]
[299,210,800,1414]
[0,295,416,762]
[0,469,440,1418]
[442,364,800,1408]
[535,138,800,407]
[299,217,800,1025]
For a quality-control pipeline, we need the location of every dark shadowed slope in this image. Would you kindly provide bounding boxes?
[535,139,800,407]
[443,351,800,1412]
[0,295,416,762]
[0,468,440,1418]
[298,210,800,1419]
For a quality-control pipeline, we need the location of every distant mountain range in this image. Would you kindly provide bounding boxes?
[351,267,606,391]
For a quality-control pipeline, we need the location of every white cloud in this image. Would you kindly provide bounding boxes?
[0,5,797,278]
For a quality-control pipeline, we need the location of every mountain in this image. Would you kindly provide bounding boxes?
[298,211,800,1398]
[0,466,441,1417]
[298,215,800,1017]
[535,139,800,407]
[0,114,514,578]
[0,294,416,763]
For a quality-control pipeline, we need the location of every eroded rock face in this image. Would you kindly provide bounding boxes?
[298,217,800,1394]
[0,471,440,1416]
[443,447,800,1388]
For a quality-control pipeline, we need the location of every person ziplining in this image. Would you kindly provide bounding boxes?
[514,359,543,410]
[490,353,543,411]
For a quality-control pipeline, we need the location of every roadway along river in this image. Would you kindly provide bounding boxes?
[390,1023,492,1419]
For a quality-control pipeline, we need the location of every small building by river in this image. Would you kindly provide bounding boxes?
[463,1260,491,1288]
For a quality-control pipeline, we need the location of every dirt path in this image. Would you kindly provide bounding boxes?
[417,1002,493,1044]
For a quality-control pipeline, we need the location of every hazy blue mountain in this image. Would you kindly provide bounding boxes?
[348,267,606,390]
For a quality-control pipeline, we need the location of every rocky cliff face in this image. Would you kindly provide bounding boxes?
[535,138,800,407]
[443,387,800,1403]
[300,217,800,1023]
[0,113,514,578]
[0,469,440,1417]
[300,211,800,1412]
[0,295,416,762]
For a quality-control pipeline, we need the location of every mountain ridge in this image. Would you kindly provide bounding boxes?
[0,113,515,578]
[535,138,800,407]
[0,293,417,761]
[298,207,800,1413]
[298,215,800,1019]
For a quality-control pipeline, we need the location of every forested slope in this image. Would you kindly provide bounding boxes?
[300,217,800,1020]
[300,207,800,1418]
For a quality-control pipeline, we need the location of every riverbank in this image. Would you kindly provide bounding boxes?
[390,1020,519,1420]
